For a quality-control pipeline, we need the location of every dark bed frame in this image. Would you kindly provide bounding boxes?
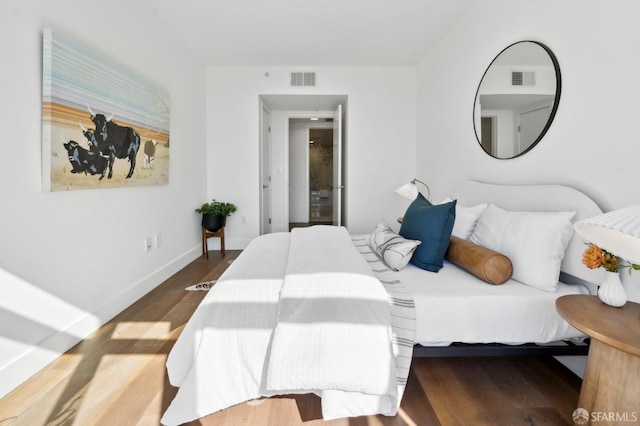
[412,339,590,357]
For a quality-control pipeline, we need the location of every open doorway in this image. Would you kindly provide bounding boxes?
[480,116,496,156]
[288,118,335,229]
[307,127,334,225]
[259,95,346,234]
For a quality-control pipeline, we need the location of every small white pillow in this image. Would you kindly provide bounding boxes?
[369,223,421,271]
[469,204,576,293]
[440,198,488,240]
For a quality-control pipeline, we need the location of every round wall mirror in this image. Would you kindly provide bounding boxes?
[473,41,561,159]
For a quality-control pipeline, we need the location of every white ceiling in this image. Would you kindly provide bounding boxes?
[140,0,478,66]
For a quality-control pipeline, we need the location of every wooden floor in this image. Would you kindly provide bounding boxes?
[0,250,583,426]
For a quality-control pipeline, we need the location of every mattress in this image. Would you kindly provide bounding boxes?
[398,260,589,346]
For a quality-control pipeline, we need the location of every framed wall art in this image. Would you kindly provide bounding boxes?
[42,28,170,191]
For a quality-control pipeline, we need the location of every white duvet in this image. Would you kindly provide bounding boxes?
[161,226,414,425]
[266,226,396,397]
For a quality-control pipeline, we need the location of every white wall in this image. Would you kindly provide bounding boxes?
[207,67,417,243]
[417,0,640,301]
[0,1,207,397]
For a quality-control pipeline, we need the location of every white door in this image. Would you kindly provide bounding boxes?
[260,105,272,234]
[518,105,551,153]
[332,105,343,226]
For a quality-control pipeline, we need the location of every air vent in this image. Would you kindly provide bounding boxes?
[290,72,316,87]
[512,71,536,86]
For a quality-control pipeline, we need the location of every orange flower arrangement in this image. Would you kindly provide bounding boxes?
[582,244,640,274]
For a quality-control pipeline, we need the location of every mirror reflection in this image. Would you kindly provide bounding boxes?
[473,41,561,159]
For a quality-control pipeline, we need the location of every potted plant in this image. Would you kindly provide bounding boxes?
[196,199,237,232]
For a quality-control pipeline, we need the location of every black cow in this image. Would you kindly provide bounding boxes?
[79,122,100,150]
[79,122,110,180]
[143,139,157,168]
[63,141,108,178]
[87,107,141,179]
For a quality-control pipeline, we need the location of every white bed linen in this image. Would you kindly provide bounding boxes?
[162,228,412,425]
[398,260,589,346]
[266,226,397,399]
[162,232,289,426]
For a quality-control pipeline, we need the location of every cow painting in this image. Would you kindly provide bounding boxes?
[87,106,141,179]
[143,140,157,168]
[63,140,108,178]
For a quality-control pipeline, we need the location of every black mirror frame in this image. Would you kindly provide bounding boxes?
[473,40,562,159]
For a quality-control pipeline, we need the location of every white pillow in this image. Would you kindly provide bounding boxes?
[440,198,488,240]
[369,223,421,271]
[469,204,576,292]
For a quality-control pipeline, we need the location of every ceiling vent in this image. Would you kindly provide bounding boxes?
[290,72,316,87]
[512,71,536,86]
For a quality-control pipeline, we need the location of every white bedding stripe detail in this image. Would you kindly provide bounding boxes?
[352,236,415,397]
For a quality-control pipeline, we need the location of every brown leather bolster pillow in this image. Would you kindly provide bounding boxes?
[445,236,513,285]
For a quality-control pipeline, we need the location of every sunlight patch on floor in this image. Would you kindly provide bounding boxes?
[398,407,418,426]
[0,354,85,426]
[71,354,166,425]
[111,321,171,340]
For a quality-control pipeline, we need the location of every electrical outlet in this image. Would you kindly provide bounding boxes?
[241,215,247,224]
[145,237,153,252]
[154,233,162,249]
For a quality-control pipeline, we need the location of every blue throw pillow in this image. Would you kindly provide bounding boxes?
[399,194,456,272]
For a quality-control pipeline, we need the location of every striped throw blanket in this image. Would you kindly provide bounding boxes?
[351,234,416,406]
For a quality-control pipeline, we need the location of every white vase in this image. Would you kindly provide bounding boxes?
[598,271,627,307]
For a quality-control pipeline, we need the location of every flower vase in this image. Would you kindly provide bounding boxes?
[598,271,627,307]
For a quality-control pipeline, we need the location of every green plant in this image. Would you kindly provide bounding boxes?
[195,199,237,216]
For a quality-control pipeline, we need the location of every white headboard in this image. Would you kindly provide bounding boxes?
[451,180,605,287]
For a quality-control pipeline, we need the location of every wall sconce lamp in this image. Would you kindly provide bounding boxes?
[395,178,431,202]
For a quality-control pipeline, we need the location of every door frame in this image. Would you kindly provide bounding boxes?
[258,94,348,234]
[285,112,335,226]
[332,104,342,226]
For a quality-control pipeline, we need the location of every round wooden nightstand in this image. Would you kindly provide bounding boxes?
[556,295,640,418]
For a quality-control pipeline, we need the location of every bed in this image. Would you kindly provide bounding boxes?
[407,180,604,355]
[161,181,605,425]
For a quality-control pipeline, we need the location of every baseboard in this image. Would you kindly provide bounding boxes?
[0,247,201,399]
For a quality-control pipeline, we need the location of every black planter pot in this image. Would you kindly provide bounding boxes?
[202,214,226,232]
